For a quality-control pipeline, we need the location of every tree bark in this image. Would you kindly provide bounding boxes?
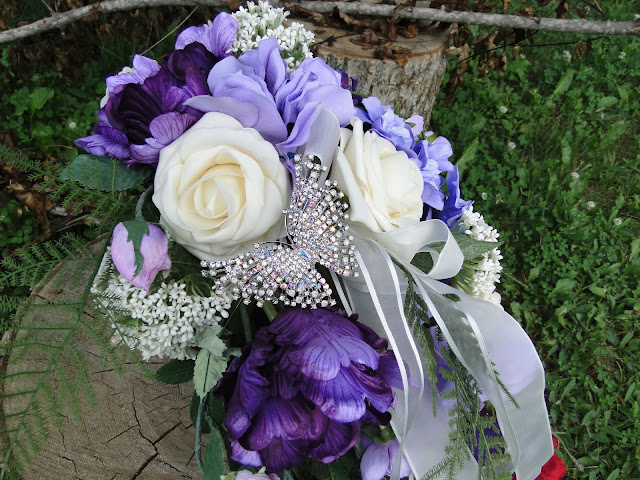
[301,19,447,123]
[1,241,202,480]
[0,0,638,45]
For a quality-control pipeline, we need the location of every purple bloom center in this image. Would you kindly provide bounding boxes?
[216,308,400,473]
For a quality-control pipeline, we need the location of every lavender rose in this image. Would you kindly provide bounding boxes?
[110,222,171,291]
[215,308,400,473]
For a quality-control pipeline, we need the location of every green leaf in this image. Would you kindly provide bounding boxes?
[193,349,228,399]
[411,251,434,274]
[551,278,576,297]
[197,324,226,355]
[549,70,574,100]
[60,154,152,191]
[155,359,195,384]
[597,96,618,109]
[443,293,461,302]
[203,425,226,480]
[121,221,151,278]
[190,392,211,434]
[588,285,607,297]
[28,87,54,112]
[606,469,620,480]
[208,395,226,425]
[452,232,502,261]
[455,137,478,174]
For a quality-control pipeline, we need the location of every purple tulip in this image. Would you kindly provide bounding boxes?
[360,438,412,480]
[110,222,171,291]
[215,308,400,473]
[77,43,219,165]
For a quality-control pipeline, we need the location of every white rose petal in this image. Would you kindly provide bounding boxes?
[329,117,423,234]
[153,112,290,260]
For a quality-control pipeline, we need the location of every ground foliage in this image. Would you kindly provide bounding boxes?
[431,1,640,478]
[0,0,639,479]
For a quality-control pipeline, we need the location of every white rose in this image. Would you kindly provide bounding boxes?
[329,117,424,234]
[153,112,290,260]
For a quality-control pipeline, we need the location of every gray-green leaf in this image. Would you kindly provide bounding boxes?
[193,349,227,399]
[196,324,226,355]
[60,154,152,191]
[453,232,502,261]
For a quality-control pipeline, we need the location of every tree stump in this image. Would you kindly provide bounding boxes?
[1,241,201,479]
[299,19,448,124]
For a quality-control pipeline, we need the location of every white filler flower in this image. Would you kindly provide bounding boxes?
[231,0,314,69]
[452,206,504,306]
[92,249,231,360]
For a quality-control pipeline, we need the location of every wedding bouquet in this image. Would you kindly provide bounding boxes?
[63,2,563,479]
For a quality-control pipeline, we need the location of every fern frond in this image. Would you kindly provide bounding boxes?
[0,234,89,289]
[0,145,136,233]
[0,239,144,479]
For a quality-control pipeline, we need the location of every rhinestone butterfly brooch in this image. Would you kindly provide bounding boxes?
[201,154,358,308]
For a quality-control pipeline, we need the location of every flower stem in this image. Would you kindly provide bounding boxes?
[240,304,253,342]
[262,301,278,322]
[195,398,205,475]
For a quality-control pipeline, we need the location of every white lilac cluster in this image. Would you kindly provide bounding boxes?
[231,0,314,69]
[452,206,504,306]
[92,249,232,360]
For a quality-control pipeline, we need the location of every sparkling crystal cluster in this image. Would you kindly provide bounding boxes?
[202,155,358,308]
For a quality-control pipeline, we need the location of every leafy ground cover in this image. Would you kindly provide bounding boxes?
[1,1,639,479]
[431,2,640,478]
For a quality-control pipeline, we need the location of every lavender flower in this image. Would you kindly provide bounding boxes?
[412,133,455,210]
[216,308,400,473]
[355,96,423,155]
[175,13,238,58]
[235,471,280,480]
[185,37,288,144]
[438,166,473,227]
[110,222,171,292]
[275,57,355,153]
[77,42,219,165]
[360,438,411,480]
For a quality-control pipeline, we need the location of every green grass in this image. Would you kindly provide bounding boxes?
[431,3,640,478]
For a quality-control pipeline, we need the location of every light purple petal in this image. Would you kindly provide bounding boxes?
[105,55,160,94]
[406,114,424,137]
[110,223,171,291]
[75,133,129,159]
[301,368,366,423]
[184,95,260,126]
[360,443,391,480]
[230,441,262,468]
[175,13,238,58]
[362,96,385,120]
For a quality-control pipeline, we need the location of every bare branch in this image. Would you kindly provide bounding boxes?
[0,0,638,46]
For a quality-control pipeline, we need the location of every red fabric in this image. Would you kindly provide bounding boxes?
[512,436,566,480]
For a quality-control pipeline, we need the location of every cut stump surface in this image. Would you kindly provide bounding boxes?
[1,241,200,479]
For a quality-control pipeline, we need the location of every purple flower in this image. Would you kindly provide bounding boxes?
[77,43,219,165]
[438,166,473,227]
[355,97,423,155]
[275,57,355,153]
[110,222,171,291]
[175,13,238,58]
[185,37,288,144]
[360,438,411,480]
[412,134,455,210]
[216,308,400,473]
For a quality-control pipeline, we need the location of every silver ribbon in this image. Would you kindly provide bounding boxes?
[342,221,553,480]
[299,109,552,479]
